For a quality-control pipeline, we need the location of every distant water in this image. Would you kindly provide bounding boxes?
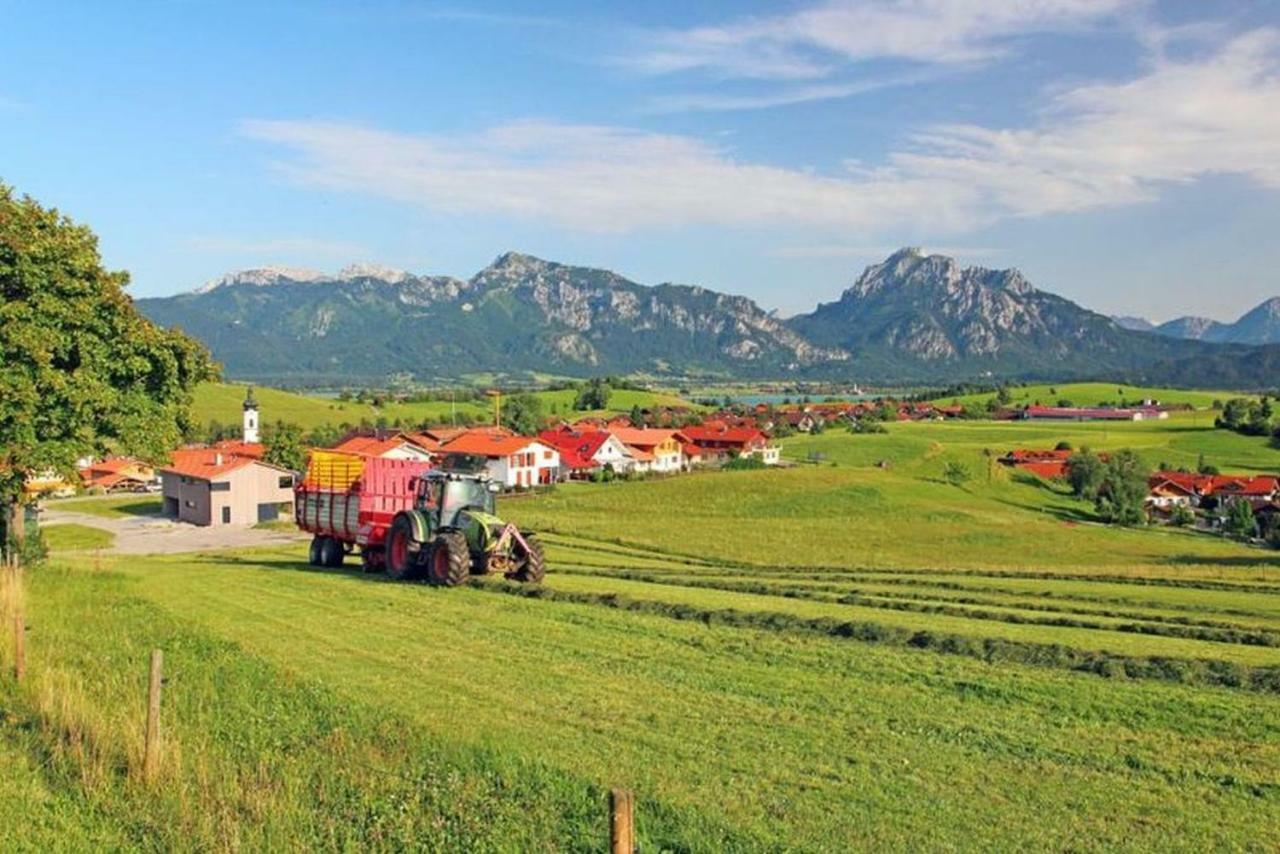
[726,393,875,406]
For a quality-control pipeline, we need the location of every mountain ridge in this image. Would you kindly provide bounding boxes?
[137,249,1279,387]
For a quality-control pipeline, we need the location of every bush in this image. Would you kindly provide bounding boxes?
[1169,503,1195,527]
[943,461,972,486]
[1054,441,1073,451]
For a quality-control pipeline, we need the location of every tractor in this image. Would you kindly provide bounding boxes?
[384,456,546,586]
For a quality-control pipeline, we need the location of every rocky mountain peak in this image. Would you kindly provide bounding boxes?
[338,263,410,283]
[196,265,330,293]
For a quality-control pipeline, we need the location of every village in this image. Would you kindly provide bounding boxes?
[19,386,1271,548]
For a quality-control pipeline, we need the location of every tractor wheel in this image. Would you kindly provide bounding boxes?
[427,531,470,587]
[308,536,324,567]
[515,532,546,584]
[386,516,421,581]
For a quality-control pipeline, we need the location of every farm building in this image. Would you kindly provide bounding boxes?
[998,449,1075,479]
[78,457,156,492]
[439,430,560,488]
[1022,405,1168,422]
[159,449,296,526]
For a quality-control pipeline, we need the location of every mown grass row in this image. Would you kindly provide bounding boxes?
[556,567,1280,649]
[475,578,1280,691]
[550,563,1280,641]
[544,530,1280,594]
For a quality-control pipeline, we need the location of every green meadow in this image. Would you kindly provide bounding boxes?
[4,406,1279,849]
[929,381,1240,410]
[190,381,697,432]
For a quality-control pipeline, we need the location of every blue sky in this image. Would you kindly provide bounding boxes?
[3,0,1279,321]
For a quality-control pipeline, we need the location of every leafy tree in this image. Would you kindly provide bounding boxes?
[1223,500,1257,540]
[1054,441,1073,451]
[263,421,307,472]
[306,423,342,449]
[1094,450,1149,526]
[943,461,972,486]
[629,404,644,427]
[1169,503,1195,527]
[0,183,213,559]
[1066,449,1105,499]
[573,378,612,411]
[502,393,544,436]
[995,385,1013,406]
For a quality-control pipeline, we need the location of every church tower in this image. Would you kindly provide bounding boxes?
[242,386,260,444]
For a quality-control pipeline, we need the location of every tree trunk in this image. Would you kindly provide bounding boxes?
[3,497,22,567]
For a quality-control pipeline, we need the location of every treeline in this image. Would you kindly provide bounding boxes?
[1216,397,1280,447]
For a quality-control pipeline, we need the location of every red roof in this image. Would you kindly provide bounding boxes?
[210,440,265,459]
[442,430,550,458]
[679,424,768,448]
[161,448,264,480]
[1147,471,1279,498]
[608,427,678,450]
[538,429,613,470]
[330,435,431,458]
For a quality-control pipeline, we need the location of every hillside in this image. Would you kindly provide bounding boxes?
[189,382,697,432]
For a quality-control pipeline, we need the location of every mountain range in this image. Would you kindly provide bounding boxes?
[1112,298,1280,346]
[135,248,1279,387]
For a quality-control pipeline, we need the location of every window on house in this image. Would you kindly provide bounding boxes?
[278,475,293,488]
[222,506,231,524]
[210,481,230,492]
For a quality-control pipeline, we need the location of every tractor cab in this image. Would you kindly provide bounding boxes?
[415,471,498,528]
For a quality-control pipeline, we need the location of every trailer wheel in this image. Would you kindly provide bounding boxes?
[515,532,546,584]
[308,536,324,567]
[427,531,470,587]
[318,536,344,568]
[386,515,420,581]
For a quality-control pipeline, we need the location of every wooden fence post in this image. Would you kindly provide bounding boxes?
[12,612,24,682]
[143,649,163,782]
[609,788,634,854]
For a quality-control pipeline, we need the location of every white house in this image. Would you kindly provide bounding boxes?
[440,431,560,488]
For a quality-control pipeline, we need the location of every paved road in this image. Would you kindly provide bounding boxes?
[40,506,308,555]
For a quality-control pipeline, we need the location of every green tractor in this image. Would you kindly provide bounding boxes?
[384,457,546,586]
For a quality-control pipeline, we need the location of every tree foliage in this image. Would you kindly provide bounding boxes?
[1066,449,1105,499]
[1223,500,1257,540]
[573,377,612,411]
[263,421,307,472]
[1094,450,1150,526]
[501,393,544,436]
[0,183,214,505]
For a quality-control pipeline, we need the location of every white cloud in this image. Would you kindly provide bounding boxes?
[624,0,1134,80]
[184,235,370,257]
[641,69,937,113]
[242,29,1280,235]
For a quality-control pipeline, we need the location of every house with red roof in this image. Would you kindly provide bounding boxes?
[78,457,157,492]
[159,447,295,526]
[538,428,634,478]
[330,432,434,462]
[1145,470,1279,513]
[608,427,684,473]
[679,424,780,465]
[438,429,560,488]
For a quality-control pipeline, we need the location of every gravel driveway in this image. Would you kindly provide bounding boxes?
[40,505,308,555]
